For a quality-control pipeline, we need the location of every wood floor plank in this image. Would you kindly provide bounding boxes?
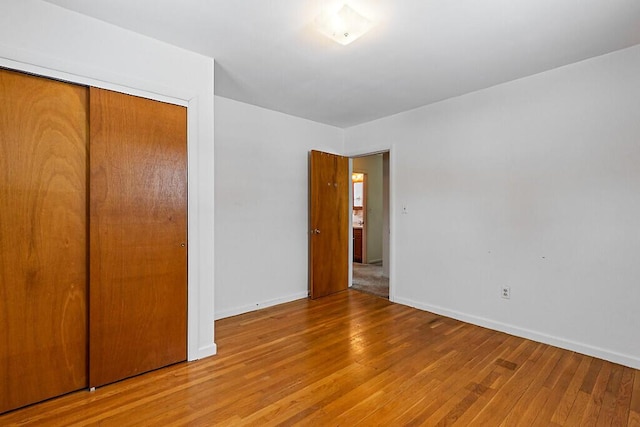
[0,290,638,426]
[580,361,613,425]
[498,346,564,426]
[613,368,635,426]
[580,356,605,394]
[370,338,512,425]
[468,348,560,425]
[532,352,584,424]
[564,391,593,426]
[550,355,594,424]
[294,368,402,424]
[630,371,640,426]
[596,362,625,425]
[421,340,539,426]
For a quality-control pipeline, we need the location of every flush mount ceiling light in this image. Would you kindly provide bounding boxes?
[315,4,373,46]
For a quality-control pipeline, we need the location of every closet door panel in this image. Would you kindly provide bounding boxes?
[0,69,88,413]
[89,88,187,387]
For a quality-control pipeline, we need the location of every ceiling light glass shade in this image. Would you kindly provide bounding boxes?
[316,4,373,45]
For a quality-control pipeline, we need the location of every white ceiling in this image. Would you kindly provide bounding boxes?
[44,0,640,128]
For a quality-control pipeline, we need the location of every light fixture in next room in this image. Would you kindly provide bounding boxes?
[315,4,373,46]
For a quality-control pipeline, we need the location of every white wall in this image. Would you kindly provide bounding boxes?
[0,0,216,360]
[345,44,640,369]
[214,96,343,319]
[353,155,384,263]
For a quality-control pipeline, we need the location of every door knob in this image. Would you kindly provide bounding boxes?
[311,228,321,234]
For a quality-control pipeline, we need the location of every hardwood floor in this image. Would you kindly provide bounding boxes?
[2,290,638,426]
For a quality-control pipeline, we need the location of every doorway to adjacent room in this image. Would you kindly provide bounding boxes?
[350,152,390,299]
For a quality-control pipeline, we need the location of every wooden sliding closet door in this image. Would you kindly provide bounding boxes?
[0,70,88,413]
[89,88,187,387]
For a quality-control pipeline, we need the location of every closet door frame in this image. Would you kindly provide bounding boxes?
[0,53,216,362]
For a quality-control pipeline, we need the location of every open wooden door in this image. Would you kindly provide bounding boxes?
[0,70,88,413]
[89,88,187,387]
[309,150,349,299]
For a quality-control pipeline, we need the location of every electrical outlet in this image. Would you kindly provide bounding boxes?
[501,286,511,300]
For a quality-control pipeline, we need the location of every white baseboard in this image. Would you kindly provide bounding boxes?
[189,343,217,361]
[215,291,309,320]
[394,296,640,370]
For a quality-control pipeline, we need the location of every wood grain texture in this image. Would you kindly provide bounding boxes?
[0,69,88,413]
[630,372,640,426]
[309,150,349,299]
[1,290,637,425]
[89,88,187,388]
[353,227,363,263]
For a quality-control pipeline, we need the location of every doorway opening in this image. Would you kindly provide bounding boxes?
[350,152,390,299]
